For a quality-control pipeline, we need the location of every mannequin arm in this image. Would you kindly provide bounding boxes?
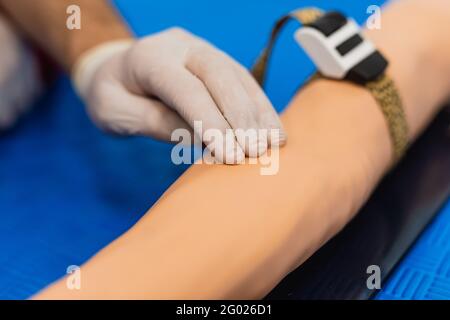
[35,0,450,299]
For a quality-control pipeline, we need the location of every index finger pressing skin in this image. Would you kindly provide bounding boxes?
[230,60,287,148]
[186,46,269,158]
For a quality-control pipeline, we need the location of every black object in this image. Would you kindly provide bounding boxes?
[336,34,364,56]
[306,11,348,37]
[346,51,389,84]
[266,107,450,300]
[306,10,388,83]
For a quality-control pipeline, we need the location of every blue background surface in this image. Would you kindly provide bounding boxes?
[3,0,447,300]
[377,199,450,300]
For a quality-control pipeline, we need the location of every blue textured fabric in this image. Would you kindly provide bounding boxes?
[377,199,450,300]
[0,0,386,299]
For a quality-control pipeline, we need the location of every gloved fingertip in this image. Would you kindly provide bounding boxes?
[258,139,269,156]
[219,144,245,165]
[254,139,269,157]
[245,135,268,158]
[269,128,287,147]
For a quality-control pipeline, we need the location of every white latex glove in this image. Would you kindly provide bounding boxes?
[73,28,286,164]
[0,14,41,130]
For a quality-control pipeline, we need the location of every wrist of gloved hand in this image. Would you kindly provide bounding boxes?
[72,39,134,99]
[71,28,286,164]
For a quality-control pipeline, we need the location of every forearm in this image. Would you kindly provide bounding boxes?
[36,0,450,299]
[0,0,132,71]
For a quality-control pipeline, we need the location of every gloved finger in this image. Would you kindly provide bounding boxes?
[186,47,268,158]
[89,82,193,142]
[134,66,245,164]
[230,60,287,147]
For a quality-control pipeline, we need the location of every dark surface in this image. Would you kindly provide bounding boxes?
[377,198,450,299]
[267,107,450,300]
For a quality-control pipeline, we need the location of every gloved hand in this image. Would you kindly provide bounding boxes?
[72,28,286,164]
[0,14,41,130]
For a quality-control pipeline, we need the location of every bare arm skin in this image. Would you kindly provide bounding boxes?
[0,0,132,71]
[35,0,450,299]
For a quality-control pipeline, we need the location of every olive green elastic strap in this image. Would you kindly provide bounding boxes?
[251,8,324,86]
[251,7,409,162]
[366,74,408,160]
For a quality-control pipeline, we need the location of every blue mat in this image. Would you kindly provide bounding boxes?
[0,0,418,300]
[377,199,450,300]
